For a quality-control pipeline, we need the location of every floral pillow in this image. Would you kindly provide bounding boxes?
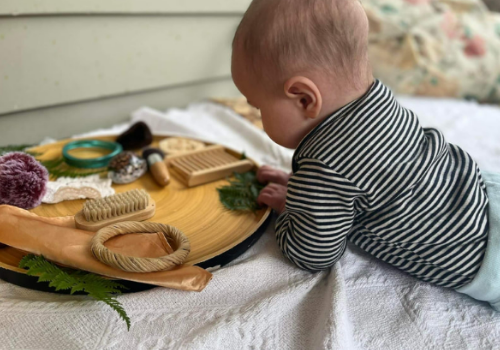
[363,0,500,103]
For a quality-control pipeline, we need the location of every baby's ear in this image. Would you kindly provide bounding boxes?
[284,76,323,119]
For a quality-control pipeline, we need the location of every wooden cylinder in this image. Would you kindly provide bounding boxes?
[150,160,170,186]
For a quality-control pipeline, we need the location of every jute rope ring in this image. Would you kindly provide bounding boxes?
[90,221,190,273]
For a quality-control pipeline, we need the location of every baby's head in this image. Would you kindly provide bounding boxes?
[232,0,372,148]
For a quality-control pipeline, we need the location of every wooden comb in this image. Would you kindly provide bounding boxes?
[166,145,254,187]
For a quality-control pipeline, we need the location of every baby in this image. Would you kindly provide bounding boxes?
[232,0,500,309]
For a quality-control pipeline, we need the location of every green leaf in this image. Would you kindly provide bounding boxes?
[19,254,130,330]
[250,184,260,199]
[39,157,107,179]
[217,171,264,212]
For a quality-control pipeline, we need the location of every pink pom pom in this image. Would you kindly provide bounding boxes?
[0,152,49,209]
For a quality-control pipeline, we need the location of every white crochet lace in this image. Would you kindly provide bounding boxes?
[42,175,115,204]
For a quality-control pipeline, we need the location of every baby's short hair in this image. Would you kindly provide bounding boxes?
[233,0,369,90]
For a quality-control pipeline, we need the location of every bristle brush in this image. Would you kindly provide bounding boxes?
[74,189,156,231]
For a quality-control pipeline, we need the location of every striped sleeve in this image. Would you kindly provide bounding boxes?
[275,158,362,270]
[280,79,489,287]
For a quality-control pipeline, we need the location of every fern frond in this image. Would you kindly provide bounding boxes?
[39,157,107,179]
[217,171,264,212]
[19,255,130,330]
[76,272,125,295]
[94,295,131,330]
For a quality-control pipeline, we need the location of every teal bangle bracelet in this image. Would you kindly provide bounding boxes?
[62,140,123,169]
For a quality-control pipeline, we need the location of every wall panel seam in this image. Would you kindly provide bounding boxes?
[0,75,233,118]
[0,13,245,18]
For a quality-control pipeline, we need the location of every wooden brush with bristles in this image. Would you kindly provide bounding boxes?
[74,189,156,231]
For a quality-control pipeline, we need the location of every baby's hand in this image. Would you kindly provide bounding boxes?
[257,165,291,187]
[257,183,287,214]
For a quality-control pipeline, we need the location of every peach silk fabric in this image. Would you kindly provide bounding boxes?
[0,205,212,292]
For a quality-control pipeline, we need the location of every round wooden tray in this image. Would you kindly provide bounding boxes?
[0,135,272,294]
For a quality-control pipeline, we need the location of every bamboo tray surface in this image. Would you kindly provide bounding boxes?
[0,135,271,278]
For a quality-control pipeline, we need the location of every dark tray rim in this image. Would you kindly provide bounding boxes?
[0,213,272,294]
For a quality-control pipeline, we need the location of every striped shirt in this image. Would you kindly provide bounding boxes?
[276,80,489,289]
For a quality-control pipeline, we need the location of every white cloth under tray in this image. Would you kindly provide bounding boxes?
[1,97,499,350]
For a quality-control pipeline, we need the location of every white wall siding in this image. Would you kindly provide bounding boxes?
[0,1,252,145]
[0,16,241,115]
[0,79,239,146]
[0,0,251,15]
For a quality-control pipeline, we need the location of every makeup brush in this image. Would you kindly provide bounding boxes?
[142,148,170,187]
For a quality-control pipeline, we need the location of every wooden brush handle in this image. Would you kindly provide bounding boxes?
[150,161,170,186]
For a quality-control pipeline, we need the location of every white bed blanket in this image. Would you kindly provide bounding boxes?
[1,97,499,350]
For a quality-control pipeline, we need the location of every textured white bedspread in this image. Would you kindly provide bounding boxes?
[1,97,499,350]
